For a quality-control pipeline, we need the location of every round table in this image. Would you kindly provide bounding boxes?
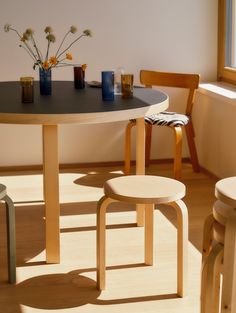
[0,81,169,263]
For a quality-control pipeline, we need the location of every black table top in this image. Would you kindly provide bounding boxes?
[0,81,168,114]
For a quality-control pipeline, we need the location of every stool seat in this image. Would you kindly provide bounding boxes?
[104,175,186,204]
[215,176,236,207]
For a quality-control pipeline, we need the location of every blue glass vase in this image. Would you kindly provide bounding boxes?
[39,68,52,95]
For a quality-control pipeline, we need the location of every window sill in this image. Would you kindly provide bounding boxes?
[197,81,236,104]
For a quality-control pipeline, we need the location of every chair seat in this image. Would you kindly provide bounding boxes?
[145,112,189,127]
[215,177,236,207]
[104,175,186,204]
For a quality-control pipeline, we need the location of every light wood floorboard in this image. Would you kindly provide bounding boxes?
[0,163,217,313]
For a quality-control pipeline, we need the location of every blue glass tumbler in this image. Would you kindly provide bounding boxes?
[102,71,114,101]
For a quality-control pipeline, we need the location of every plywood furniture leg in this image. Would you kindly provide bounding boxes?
[202,243,223,313]
[170,200,188,297]
[185,120,200,173]
[5,194,16,283]
[145,123,152,167]
[42,125,60,264]
[145,203,154,265]
[173,126,182,180]
[202,213,214,260]
[97,196,117,290]
[124,121,135,175]
[136,118,145,227]
[221,209,236,313]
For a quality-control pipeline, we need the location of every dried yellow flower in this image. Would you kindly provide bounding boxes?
[4,24,92,71]
[25,28,34,36]
[46,34,56,43]
[82,64,87,71]
[49,56,58,65]
[22,32,30,41]
[4,24,11,32]
[42,61,49,70]
[44,26,53,34]
[83,29,92,37]
[66,53,73,60]
[70,26,77,34]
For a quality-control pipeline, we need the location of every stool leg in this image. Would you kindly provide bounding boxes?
[4,195,16,284]
[170,200,188,297]
[97,196,116,291]
[124,121,135,175]
[202,213,214,261]
[145,204,154,265]
[201,243,223,313]
[221,209,236,313]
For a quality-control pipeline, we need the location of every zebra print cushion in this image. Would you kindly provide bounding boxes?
[144,112,189,127]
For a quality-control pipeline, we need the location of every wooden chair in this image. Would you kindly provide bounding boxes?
[124,70,200,180]
[201,177,236,313]
[96,175,188,296]
[0,184,16,283]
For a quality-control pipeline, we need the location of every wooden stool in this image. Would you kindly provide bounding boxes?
[201,177,236,313]
[0,184,16,283]
[96,175,188,296]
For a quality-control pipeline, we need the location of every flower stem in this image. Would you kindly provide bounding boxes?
[57,34,85,59]
[31,35,42,63]
[19,45,37,62]
[45,40,50,61]
[9,27,38,62]
[55,30,70,57]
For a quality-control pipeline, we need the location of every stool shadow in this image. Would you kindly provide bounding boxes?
[1,264,179,311]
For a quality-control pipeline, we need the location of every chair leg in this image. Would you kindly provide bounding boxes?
[221,209,236,313]
[145,123,153,167]
[201,243,223,313]
[4,194,16,284]
[202,213,214,261]
[96,196,117,291]
[173,126,183,180]
[185,120,200,173]
[124,121,136,175]
[145,204,154,265]
[170,200,188,297]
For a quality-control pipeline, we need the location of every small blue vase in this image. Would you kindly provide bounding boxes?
[39,68,52,95]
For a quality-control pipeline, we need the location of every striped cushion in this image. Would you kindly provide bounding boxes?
[144,112,189,127]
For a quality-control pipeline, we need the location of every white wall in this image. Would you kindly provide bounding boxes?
[0,0,218,166]
[194,87,236,178]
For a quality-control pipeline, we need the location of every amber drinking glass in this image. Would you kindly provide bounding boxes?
[121,74,134,98]
[20,77,34,103]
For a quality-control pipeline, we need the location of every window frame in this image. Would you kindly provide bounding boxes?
[218,0,236,84]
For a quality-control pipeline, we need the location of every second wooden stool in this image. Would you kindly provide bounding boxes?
[96,175,188,296]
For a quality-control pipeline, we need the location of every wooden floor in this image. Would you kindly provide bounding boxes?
[0,163,217,313]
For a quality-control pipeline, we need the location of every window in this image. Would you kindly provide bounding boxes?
[218,0,236,84]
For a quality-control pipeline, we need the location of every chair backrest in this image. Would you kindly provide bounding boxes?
[140,70,200,116]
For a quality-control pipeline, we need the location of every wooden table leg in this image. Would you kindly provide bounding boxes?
[136,117,145,226]
[42,125,60,263]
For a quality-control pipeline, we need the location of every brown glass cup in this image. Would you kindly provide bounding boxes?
[121,74,134,98]
[74,66,85,89]
[20,77,34,103]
